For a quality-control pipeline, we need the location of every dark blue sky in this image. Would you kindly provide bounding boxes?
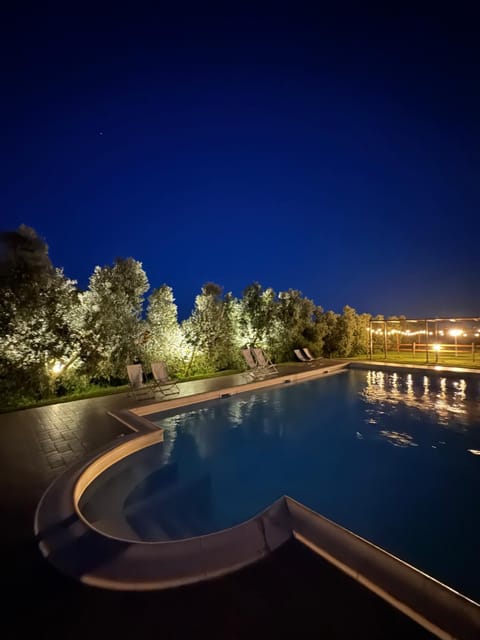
[2,6,479,319]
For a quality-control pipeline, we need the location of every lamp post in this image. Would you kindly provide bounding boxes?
[433,344,441,364]
[449,329,462,356]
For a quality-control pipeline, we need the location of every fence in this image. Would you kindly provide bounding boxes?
[397,342,477,361]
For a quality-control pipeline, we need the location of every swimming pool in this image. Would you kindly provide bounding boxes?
[79,368,480,601]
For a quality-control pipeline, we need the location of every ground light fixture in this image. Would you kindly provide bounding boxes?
[51,361,64,375]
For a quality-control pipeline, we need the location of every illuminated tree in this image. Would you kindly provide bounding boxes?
[145,284,186,371]
[183,283,238,373]
[80,257,149,379]
[238,282,277,347]
[0,226,81,401]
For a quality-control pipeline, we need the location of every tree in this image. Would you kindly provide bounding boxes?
[145,284,185,372]
[270,289,317,361]
[318,306,370,358]
[80,258,149,379]
[238,282,277,347]
[182,283,237,374]
[318,310,340,357]
[351,312,371,356]
[303,305,327,356]
[0,226,81,401]
[0,224,53,290]
[334,305,357,357]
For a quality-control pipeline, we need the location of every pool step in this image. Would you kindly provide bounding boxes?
[125,473,214,541]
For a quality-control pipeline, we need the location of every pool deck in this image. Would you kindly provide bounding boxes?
[2,359,475,639]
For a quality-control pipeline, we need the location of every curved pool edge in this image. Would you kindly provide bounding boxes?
[34,363,480,639]
[35,448,292,590]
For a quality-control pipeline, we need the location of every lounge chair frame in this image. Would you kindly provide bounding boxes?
[126,364,155,400]
[302,348,317,361]
[294,348,310,363]
[151,361,180,397]
[251,347,278,376]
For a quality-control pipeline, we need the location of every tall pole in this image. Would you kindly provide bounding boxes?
[369,319,373,359]
[383,320,388,360]
[425,319,429,364]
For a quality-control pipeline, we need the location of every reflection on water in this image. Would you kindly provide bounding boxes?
[156,370,480,465]
[378,430,418,448]
[158,391,290,462]
[361,370,479,431]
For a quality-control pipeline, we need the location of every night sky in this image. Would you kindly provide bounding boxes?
[2,6,479,319]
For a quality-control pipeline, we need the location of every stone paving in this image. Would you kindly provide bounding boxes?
[0,362,435,639]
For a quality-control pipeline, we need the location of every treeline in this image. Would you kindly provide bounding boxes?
[0,226,372,405]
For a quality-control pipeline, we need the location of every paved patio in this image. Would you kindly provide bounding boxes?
[1,362,435,639]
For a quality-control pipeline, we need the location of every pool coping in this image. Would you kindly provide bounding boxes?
[351,359,480,377]
[34,361,480,639]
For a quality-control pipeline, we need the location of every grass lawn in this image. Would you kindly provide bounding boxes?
[349,352,480,370]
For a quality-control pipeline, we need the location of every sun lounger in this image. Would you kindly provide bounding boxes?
[241,347,275,379]
[302,348,318,361]
[241,348,261,379]
[251,347,278,375]
[294,348,310,363]
[126,364,155,399]
[151,361,180,397]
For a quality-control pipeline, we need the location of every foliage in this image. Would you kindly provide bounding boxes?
[318,310,340,357]
[144,284,186,373]
[270,289,322,361]
[0,226,81,400]
[320,306,370,357]
[182,283,239,374]
[238,282,277,347]
[79,257,149,379]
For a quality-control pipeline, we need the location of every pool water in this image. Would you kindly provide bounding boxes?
[79,369,480,600]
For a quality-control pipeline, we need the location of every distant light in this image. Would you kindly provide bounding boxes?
[449,329,462,337]
[433,344,441,352]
